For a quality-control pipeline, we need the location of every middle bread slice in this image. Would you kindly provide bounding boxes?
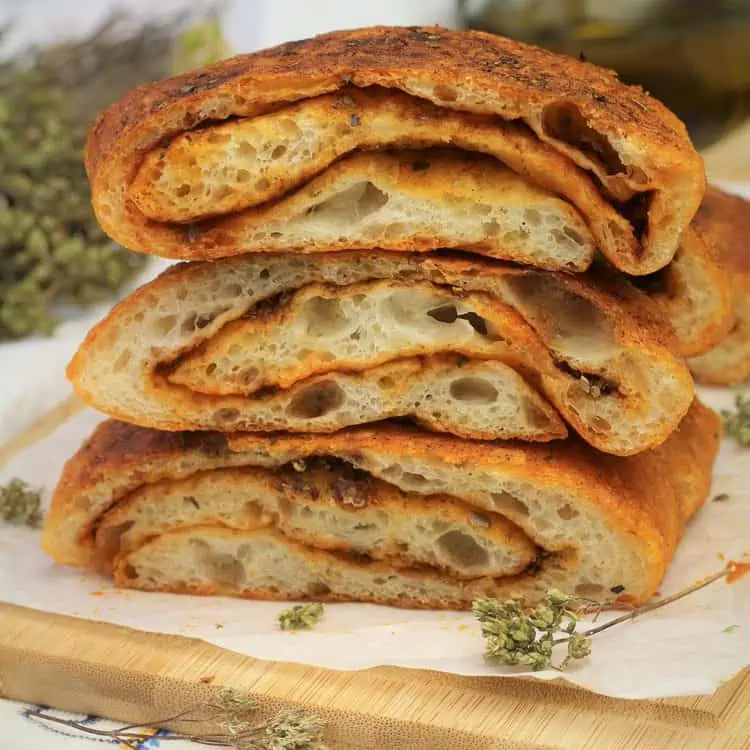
[69,251,693,456]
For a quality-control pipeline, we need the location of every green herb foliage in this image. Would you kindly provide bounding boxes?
[0,478,43,528]
[277,603,325,631]
[0,14,231,340]
[474,566,736,672]
[473,589,591,671]
[722,393,750,446]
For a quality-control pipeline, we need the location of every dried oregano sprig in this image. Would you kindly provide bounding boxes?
[263,709,328,750]
[473,566,736,672]
[277,603,325,631]
[25,687,328,749]
[0,478,43,528]
[722,393,750,446]
[473,589,591,671]
[0,14,230,341]
[0,66,147,339]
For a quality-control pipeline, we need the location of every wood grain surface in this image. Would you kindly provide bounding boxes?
[1,396,749,748]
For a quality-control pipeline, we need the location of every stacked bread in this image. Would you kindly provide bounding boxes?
[43,27,727,609]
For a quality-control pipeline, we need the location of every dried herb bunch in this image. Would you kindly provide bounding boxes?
[277,603,325,631]
[473,589,591,671]
[0,13,228,340]
[722,393,750,446]
[25,687,328,749]
[473,565,737,672]
[0,478,43,528]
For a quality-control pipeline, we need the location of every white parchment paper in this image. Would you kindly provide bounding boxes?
[0,388,748,699]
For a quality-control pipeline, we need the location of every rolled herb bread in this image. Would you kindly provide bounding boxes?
[42,401,720,608]
[86,26,703,275]
[67,251,695,456]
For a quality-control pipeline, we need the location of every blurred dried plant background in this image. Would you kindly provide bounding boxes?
[460,0,750,149]
[0,11,230,341]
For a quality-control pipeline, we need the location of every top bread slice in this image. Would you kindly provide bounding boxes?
[133,147,600,272]
[689,186,750,384]
[86,25,703,275]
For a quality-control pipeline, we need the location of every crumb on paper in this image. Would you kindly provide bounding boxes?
[199,675,215,684]
[216,623,224,630]
[723,625,740,634]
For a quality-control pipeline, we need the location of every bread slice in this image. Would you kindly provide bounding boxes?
[67,251,694,456]
[42,401,720,608]
[96,463,537,581]
[125,94,625,269]
[689,186,750,384]
[168,354,568,443]
[138,147,597,272]
[86,26,703,274]
[633,226,732,357]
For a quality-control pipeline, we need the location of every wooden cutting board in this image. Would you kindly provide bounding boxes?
[1,397,749,749]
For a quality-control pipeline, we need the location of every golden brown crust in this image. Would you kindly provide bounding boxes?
[688,274,750,385]
[85,25,703,273]
[86,26,691,179]
[694,186,750,277]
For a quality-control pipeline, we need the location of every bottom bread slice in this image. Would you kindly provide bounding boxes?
[43,401,719,608]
